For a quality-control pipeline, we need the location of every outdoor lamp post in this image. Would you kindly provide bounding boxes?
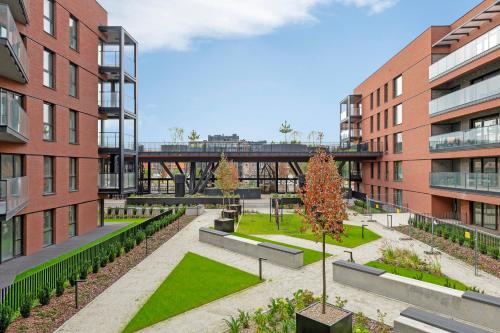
[361,224,368,239]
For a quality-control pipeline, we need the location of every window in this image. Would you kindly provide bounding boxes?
[378,186,381,200]
[370,162,374,179]
[371,185,374,198]
[394,189,403,206]
[394,161,403,181]
[43,49,54,88]
[69,16,78,50]
[384,109,388,128]
[384,135,389,152]
[394,132,403,153]
[393,103,403,125]
[43,103,54,141]
[393,75,402,97]
[68,205,77,237]
[43,0,55,35]
[472,202,498,231]
[377,161,381,179]
[376,137,381,152]
[370,93,373,110]
[376,113,380,131]
[370,116,373,133]
[376,88,380,107]
[385,161,389,180]
[69,63,78,97]
[384,83,389,103]
[44,156,54,194]
[43,210,53,247]
[69,110,77,144]
[1,216,23,263]
[69,158,77,191]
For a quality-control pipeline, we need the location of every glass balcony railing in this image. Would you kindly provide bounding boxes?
[430,172,500,194]
[429,75,500,116]
[98,132,135,150]
[98,92,135,113]
[0,90,28,142]
[430,26,500,80]
[429,124,500,151]
[340,107,362,121]
[0,4,28,82]
[124,172,136,189]
[0,176,28,218]
[340,129,362,140]
[99,49,136,78]
[98,172,136,190]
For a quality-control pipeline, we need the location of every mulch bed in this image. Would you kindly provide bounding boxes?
[395,225,500,279]
[7,215,195,333]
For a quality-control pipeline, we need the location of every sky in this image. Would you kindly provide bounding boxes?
[99,0,481,143]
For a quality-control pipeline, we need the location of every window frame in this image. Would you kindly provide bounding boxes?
[69,15,78,50]
[43,210,54,247]
[43,49,55,88]
[43,0,55,36]
[43,103,54,141]
[68,205,77,237]
[69,157,78,191]
[393,103,403,126]
[393,75,403,97]
[43,156,55,194]
[384,83,389,103]
[393,132,403,153]
[69,62,78,97]
[393,161,403,181]
[69,110,78,144]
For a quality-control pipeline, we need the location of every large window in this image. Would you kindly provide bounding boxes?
[43,0,55,35]
[376,88,380,107]
[1,216,23,263]
[69,16,78,50]
[370,162,374,179]
[393,75,402,97]
[385,161,389,180]
[69,63,78,97]
[69,110,77,144]
[68,205,77,237]
[384,83,389,103]
[394,132,403,153]
[370,93,373,110]
[394,189,403,206]
[472,202,498,230]
[69,158,77,191]
[370,116,373,133]
[44,156,54,194]
[384,109,388,128]
[43,103,54,141]
[394,161,403,181]
[43,49,54,88]
[393,103,403,125]
[376,113,380,131]
[43,210,53,247]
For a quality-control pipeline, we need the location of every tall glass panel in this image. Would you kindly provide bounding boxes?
[483,204,498,230]
[14,216,22,256]
[1,218,13,262]
[473,202,482,226]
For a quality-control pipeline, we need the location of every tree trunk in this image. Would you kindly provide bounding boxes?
[322,232,326,314]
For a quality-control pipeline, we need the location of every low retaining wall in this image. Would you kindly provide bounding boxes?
[127,196,240,206]
[332,260,500,331]
[199,228,303,268]
[186,205,205,216]
[204,188,262,199]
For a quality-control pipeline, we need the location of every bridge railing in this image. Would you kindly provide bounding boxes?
[138,141,380,154]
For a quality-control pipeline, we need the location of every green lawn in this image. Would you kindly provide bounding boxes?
[104,218,149,223]
[365,261,469,291]
[123,252,261,333]
[232,232,330,265]
[237,213,380,248]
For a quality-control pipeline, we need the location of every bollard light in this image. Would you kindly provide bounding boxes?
[361,224,368,239]
[344,250,354,263]
[259,257,267,280]
[75,279,86,309]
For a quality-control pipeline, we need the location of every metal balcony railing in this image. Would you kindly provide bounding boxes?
[429,26,500,81]
[0,4,28,82]
[98,132,135,150]
[98,92,135,113]
[430,172,500,194]
[0,176,28,218]
[429,75,500,116]
[0,89,28,142]
[98,172,136,189]
[99,49,136,78]
[429,124,500,151]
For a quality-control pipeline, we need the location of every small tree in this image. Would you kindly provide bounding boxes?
[215,153,239,208]
[279,121,292,143]
[297,149,347,314]
[169,127,184,143]
[188,130,200,142]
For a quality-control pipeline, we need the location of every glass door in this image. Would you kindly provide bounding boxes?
[1,219,14,262]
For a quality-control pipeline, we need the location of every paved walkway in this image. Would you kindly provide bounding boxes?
[0,222,130,288]
[56,210,500,333]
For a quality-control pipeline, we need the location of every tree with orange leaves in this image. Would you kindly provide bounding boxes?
[215,153,239,208]
[297,149,347,314]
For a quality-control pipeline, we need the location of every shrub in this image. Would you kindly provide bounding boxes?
[100,251,109,267]
[354,200,365,208]
[487,246,499,259]
[115,243,122,258]
[458,234,465,246]
[135,230,146,245]
[56,276,66,296]
[80,261,90,280]
[108,247,116,263]
[237,310,251,329]
[424,223,431,232]
[69,270,78,287]
[38,285,51,306]
[479,243,487,254]
[92,257,100,273]
[442,228,450,239]
[436,226,442,237]
[0,304,12,333]
[353,312,371,333]
[19,294,33,318]
[124,237,135,253]
[145,225,155,237]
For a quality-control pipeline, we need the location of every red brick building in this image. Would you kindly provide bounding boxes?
[341,0,500,232]
[0,0,138,263]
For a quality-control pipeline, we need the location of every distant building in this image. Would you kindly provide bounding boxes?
[208,134,239,142]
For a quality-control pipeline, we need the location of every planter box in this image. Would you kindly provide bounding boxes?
[229,204,242,215]
[214,218,235,232]
[222,209,238,222]
[296,302,352,333]
[204,188,261,199]
[127,196,239,206]
[271,197,303,207]
[186,205,204,216]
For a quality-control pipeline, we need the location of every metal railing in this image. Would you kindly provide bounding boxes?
[99,49,136,78]
[0,4,28,76]
[98,172,136,189]
[429,75,500,116]
[340,107,362,121]
[429,124,500,151]
[124,172,136,189]
[98,132,135,150]
[0,90,28,139]
[139,141,380,154]
[0,176,28,216]
[98,92,135,112]
[429,26,500,80]
[430,172,500,193]
[340,129,362,140]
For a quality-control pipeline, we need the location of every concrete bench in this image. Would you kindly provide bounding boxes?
[332,260,500,331]
[199,228,304,268]
[394,307,492,333]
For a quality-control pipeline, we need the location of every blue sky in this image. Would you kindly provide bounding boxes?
[101,0,480,143]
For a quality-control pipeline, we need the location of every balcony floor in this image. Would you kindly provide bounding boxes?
[0,39,28,83]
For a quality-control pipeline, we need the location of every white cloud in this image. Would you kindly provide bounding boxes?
[99,0,397,52]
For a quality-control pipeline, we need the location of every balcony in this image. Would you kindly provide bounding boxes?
[0,89,28,142]
[98,172,136,190]
[340,129,362,140]
[98,132,135,150]
[0,176,28,220]
[429,75,500,116]
[430,172,500,195]
[1,0,29,24]
[0,4,28,83]
[98,92,136,115]
[429,26,500,81]
[429,124,500,151]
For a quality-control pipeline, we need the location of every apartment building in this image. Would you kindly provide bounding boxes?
[0,0,138,264]
[341,0,500,232]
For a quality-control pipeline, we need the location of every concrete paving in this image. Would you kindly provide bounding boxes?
[56,210,500,333]
[0,222,130,288]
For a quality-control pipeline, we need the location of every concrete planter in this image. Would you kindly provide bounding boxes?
[228,204,242,215]
[222,210,238,222]
[186,205,204,216]
[296,302,352,333]
[204,188,261,199]
[214,218,235,232]
[127,196,239,206]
